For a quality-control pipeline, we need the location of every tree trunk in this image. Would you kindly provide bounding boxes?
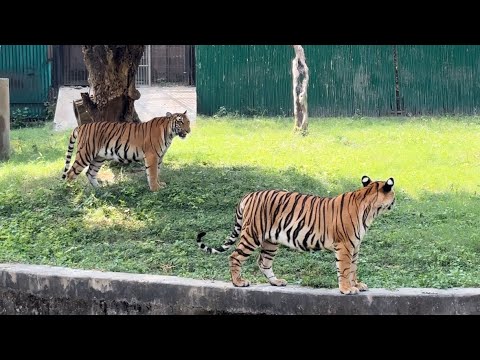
[292,45,309,135]
[81,45,144,123]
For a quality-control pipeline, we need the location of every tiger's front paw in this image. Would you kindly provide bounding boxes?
[355,282,368,291]
[149,183,160,192]
[269,278,287,286]
[339,285,360,295]
[232,279,251,287]
[149,182,166,192]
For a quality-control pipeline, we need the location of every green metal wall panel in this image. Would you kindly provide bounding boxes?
[196,45,396,117]
[196,45,291,116]
[398,45,480,115]
[306,45,395,116]
[0,45,52,116]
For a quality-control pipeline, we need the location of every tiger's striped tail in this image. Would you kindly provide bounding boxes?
[197,198,245,254]
[62,127,79,179]
[196,230,239,254]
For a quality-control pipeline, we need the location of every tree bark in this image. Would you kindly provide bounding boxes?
[73,96,94,126]
[292,45,309,135]
[81,45,144,123]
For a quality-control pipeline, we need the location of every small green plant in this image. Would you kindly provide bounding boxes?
[44,100,57,122]
[214,106,269,118]
[11,107,31,121]
[213,106,241,118]
[213,106,228,118]
[10,107,40,129]
[244,107,267,117]
[10,101,56,129]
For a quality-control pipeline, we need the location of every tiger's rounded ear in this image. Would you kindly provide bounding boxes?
[183,110,187,115]
[166,112,172,117]
[383,178,395,192]
[361,175,371,187]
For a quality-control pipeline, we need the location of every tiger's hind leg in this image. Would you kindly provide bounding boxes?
[86,157,105,188]
[65,151,90,182]
[229,229,259,287]
[257,240,287,286]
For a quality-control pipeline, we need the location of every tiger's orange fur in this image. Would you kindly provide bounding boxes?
[196,176,395,294]
[62,111,190,191]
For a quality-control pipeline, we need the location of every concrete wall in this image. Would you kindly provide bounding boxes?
[1,263,479,315]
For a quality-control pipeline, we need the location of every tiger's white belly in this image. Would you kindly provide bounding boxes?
[99,146,144,162]
[275,233,303,250]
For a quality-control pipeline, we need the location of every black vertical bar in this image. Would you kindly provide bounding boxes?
[393,45,402,114]
[166,46,170,83]
[190,45,196,86]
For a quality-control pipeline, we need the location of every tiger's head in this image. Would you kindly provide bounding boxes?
[360,175,396,216]
[167,111,191,139]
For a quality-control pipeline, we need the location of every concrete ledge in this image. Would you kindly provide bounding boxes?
[0,263,479,315]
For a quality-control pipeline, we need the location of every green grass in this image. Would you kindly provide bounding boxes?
[1,116,479,289]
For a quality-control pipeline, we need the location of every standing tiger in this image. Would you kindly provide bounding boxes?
[62,111,190,191]
[196,176,395,294]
